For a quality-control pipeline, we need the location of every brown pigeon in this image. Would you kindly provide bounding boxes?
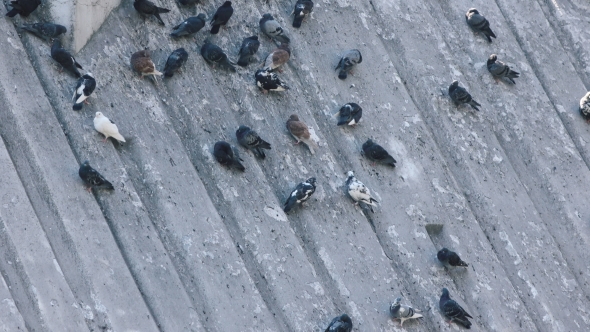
[130,50,163,80]
[263,44,290,72]
[286,114,318,155]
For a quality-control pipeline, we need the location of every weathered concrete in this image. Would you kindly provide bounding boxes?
[0,0,589,331]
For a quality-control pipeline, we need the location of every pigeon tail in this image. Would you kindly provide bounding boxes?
[292,17,303,28]
[5,8,18,17]
[453,317,472,329]
[237,55,250,67]
[73,103,83,111]
[220,60,237,72]
[154,12,165,25]
[254,148,266,159]
[210,24,221,34]
[283,197,297,213]
[232,160,245,171]
[468,100,481,111]
[164,70,174,78]
[338,70,348,80]
[156,7,170,13]
[112,133,126,143]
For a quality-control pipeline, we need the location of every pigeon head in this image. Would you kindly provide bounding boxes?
[262,13,273,20]
[52,38,62,48]
[136,50,149,58]
[393,297,402,305]
[197,13,206,19]
[82,160,90,167]
[84,73,94,79]
[222,1,232,6]
[289,114,300,121]
[236,125,249,135]
[56,25,67,34]
[346,171,354,178]
[467,8,479,15]
[340,314,352,324]
[441,288,450,297]
[488,54,498,62]
[362,138,374,149]
[249,35,259,40]
[439,247,449,255]
[450,80,459,88]
[306,177,316,185]
[95,112,104,119]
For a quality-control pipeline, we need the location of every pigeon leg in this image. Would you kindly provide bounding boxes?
[103,136,108,143]
[86,186,92,193]
[292,140,301,145]
[262,89,268,94]
[276,68,283,73]
[84,99,91,105]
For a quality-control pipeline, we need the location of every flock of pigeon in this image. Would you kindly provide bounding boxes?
[5,0,589,330]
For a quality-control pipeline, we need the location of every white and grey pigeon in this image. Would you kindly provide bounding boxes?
[579,92,590,123]
[390,297,423,327]
[284,177,316,213]
[346,171,377,212]
[260,13,290,44]
[335,49,362,80]
[72,73,96,111]
[93,112,126,143]
[335,103,362,126]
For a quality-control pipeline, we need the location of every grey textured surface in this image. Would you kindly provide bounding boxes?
[1,0,590,331]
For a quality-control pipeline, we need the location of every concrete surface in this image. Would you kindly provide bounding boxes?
[0,0,589,331]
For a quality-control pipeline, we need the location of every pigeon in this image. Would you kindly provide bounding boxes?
[292,0,313,28]
[255,69,289,93]
[324,314,353,332]
[440,288,473,329]
[237,36,260,67]
[260,14,290,44]
[210,1,233,34]
[236,125,271,159]
[130,50,163,79]
[335,103,362,126]
[94,112,126,143]
[466,8,496,43]
[171,14,206,37]
[72,73,96,111]
[164,48,189,78]
[284,177,316,213]
[362,139,396,167]
[213,141,245,171]
[579,92,590,123]
[346,171,378,212]
[449,81,481,111]
[134,0,170,26]
[263,44,291,72]
[201,40,236,72]
[20,23,67,42]
[79,160,114,191]
[487,54,519,84]
[5,0,40,17]
[335,49,362,80]
[286,114,318,155]
[51,39,83,78]
[437,248,469,268]
[390,297,423,327]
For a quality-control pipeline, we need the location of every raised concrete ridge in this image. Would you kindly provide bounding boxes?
[0,0,590,331]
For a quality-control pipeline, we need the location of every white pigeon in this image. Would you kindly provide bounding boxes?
[345,171,377,211]
[390,297,423,327]
[93,112,126,143]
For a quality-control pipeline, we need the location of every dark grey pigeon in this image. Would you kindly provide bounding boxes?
[335,49,362,80]
[6,0,39,17]
[487,54,519,84]
[284,177,316,213]
[362,139,396,167]
[237,36,260,67]
[213,141,245,171]
[390,297,423,327]
[51,39,83,78]
[437,248,469,268]
[255,69,289,93]
[164,48,189,78]
[134,0,170,26]
[439,288,473,329]
[178,0,199,5]
[579,92,590,123]
[171,14,206,37]
[466,8,496,42]
[210,1,233,34]
[79,160,114,191]
[449,80,480,111]
[292,0,313,28]
[72,73,96,111]
[236,125,271,159]
[260,13,290,44]
[201,40,236,72]
[324,314,352,332]
[21,23,67,42]
[335,103,362,126]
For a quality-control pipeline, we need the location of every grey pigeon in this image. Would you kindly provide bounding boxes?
[237,36,260,67]
[72,73,96,111]
[213,141,245,171]
[164,48,189,78]
[362,139,396,167]
[335,103,362,126]
[466,8,496,42]
[5,0,39,17]
[51,39,83,78]
[201,40,236,72]
[324,314,352,332]
[390,297,423,327]
[335,49,362,80]
[487,54,519,84]
[292,0,313,28]
[284,177,316,213]
[580,92,590,123]
[210,1,233,34]
[236,125,271,159]
[20,23,67,42]
[260,13,290,44]
[171,14,206,37]
[79,160,114,191]
[255,69,289,93]
[437,248,469,268]
[134,0,170,26]
[346,171,377,212]
[439,288,473,329]
[449,80,480,111]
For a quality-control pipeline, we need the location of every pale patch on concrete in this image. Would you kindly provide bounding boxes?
[318,247,350,297]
